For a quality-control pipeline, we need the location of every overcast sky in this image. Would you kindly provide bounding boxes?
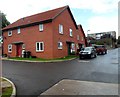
[0,0,119,37]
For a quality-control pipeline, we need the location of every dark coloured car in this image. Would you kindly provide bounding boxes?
[79,47,97,59]
[94,45,107,55]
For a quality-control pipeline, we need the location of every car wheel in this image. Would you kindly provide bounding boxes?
[102,52,105,55]
[79,56,82,59]
[95,53,97,58]
[105,51,107,54]
[90,54,92,59]
[103,51,105,55]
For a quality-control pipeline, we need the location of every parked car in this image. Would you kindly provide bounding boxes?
[94,45,107,55]
[79,47,97,59]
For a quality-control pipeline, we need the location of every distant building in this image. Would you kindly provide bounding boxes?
[87,31,116,47]
[87,31,116,40]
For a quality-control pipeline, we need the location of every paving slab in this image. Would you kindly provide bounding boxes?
[41,79,118,95]
[2,81,12,88]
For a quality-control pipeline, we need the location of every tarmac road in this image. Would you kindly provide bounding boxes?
[2,48,119,96]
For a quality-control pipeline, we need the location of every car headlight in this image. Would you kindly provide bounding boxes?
[88,52,91,54]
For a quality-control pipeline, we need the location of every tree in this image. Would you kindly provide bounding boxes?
[0,12,10,28]
[0,12,10,43]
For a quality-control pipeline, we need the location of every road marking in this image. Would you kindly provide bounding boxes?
[111,62,119,64]
[78,60,90,63]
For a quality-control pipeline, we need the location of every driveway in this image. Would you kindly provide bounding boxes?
[2,48,119,96]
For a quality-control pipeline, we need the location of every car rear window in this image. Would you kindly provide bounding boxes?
[95,46,101,48]
[95,45,106,48]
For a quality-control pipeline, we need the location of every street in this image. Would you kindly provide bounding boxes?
[2,48,119,96]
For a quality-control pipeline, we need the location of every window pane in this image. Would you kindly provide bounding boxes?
[18,28,20,33]
[59,24,63,34]
[37,43,39,50]
[82,37,84,41]
[36,42,44,51]
[59,25,61,33]
[70,29,72,36]
[22,44,25,49]
[77,35,79,40]
[9,49,11,51]
[39,24,43,31]
[8,31,12,36]
[58,42,60,47]
[40,43,43,50]
[58,42,62,49]
[8,44,12,52]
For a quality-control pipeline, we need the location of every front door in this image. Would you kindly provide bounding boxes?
[67,43,71,55]
[16,44,22,57]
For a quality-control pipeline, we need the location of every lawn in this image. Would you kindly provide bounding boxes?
[2,87,13,97]
[9,55,77,62]
[1,78,13,97]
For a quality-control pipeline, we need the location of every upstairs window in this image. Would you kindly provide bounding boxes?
[36,42,44,52]
[39,24,43,31]
[8,44,12,52]
[59,24,63,34]
[58,42,63,49]
[77,35,80,40]
[69,29,73,37]
[82,37,84,41]
[17,28,21,34]
[8,30,12,36]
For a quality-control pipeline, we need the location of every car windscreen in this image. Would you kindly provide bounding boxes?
[84,48,91,51]
[95,46,103,48]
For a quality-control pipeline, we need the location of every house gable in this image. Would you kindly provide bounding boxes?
[51,6,80,58]
[52,6,78,29]
[78,24,87,46]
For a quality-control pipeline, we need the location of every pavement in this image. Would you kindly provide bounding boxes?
[41,79,118,95]
[2,57,77,63]
[2,48,119,96]
[2,80,12,88]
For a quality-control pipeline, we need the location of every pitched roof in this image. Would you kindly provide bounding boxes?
[3,5,78,31]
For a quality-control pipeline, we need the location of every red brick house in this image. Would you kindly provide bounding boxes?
[2,6,86,59]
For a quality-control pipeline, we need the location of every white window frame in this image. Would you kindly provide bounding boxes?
[8,30,12,36]
[59,24,63,34]
[22,44,25,49]
[58,41,63,49]
[77,35,80,40]
[17,28,21,34]
[82,37,84,41]
[39,24,43,31]
[70,28,73,37]
[36,42,44,52]
[71,43,75,52]
[8,44,12,52]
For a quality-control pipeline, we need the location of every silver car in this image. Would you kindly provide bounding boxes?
[79,47,97,59]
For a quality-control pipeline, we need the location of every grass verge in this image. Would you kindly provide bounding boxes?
[2,87,13,97]
[9,55,77,62]
[1,78,13,97]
